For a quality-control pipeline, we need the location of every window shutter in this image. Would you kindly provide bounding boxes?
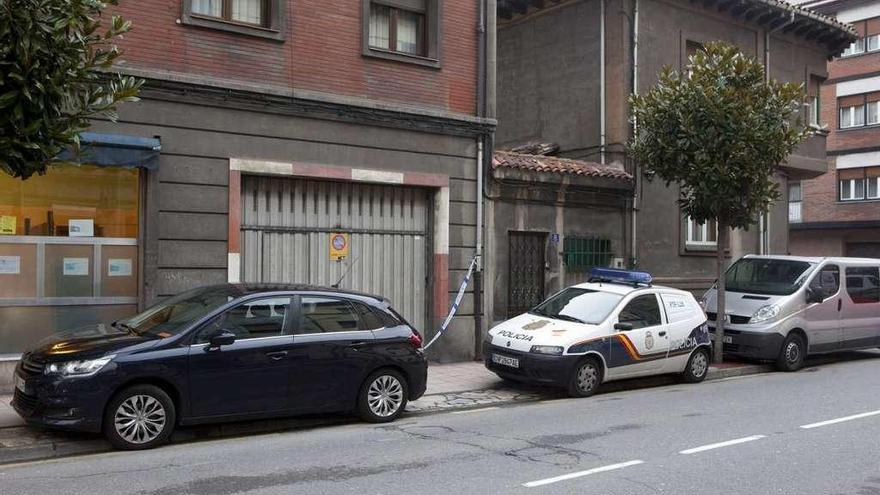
[839,95,866,107]
[377,0,426,12]
[867,167,880,178]
[854,20,868,37]
[866,92,880,103]
[867,17,880,36]
[840,168,866,180]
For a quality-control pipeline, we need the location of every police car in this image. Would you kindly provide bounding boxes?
[484,268,711,397]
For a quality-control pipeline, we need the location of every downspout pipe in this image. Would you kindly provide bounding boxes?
[600,0,606,164]
[760,11,795,255]
[631,0,640,267]
[474,0,489,360]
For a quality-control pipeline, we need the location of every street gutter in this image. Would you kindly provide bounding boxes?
[0,361,778,466]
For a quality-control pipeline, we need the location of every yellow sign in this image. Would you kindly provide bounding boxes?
[329,233,350,260]
[0,216,15,235]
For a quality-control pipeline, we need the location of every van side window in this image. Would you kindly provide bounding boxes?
[845,267,880,304]
[618,295,662,329]
[809,265,840,300]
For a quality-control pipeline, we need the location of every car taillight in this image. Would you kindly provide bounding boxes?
[409,330,423,348]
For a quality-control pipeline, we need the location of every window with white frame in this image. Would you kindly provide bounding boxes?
[843,38,866,57]
[788,181,803,223]
[868,34,880,51]
[869,101,880,125]
[840,105,866,128]
[685,217,718,247]
[840,177,865,201]
[809,96,820,126]
[869,175,880,199]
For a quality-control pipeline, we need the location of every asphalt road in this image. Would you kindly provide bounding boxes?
[2,354,880,495]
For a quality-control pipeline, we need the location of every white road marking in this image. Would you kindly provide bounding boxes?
[678,435,766,455]
[800,409,880,429]
[451,406,500,415]
[522,460,644,488]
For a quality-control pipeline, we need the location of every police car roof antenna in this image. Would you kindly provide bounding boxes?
[332,257,360,289]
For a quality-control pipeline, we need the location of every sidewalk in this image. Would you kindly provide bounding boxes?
[0,358,780,465]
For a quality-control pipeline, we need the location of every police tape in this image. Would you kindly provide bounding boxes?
[422,255,478,351]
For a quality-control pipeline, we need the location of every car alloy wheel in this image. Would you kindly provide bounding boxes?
[114,394,167,445]
[691,351,708,378]
[568,359,602,398]
[367,374,404,418]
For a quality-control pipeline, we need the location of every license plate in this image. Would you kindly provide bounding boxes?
[492,354,519,368]
[14,373,26,394]
[710,334,733,344]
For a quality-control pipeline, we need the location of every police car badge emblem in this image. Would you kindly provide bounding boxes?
[645,331,654,350]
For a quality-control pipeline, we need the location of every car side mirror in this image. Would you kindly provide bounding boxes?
[208,330,236,349]
[805,288,824,304]
[614,322,633,332]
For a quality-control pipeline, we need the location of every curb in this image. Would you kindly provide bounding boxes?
[0,362,778,466]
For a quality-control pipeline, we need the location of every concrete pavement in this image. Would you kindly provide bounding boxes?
[2,352,880,494]
[3,354,870,465]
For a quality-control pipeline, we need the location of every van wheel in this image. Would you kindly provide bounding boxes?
[103,385,176,450]
[567,358,602,398]
[776,333,806,372]
[681,347,710,383]
[357,369,408,423]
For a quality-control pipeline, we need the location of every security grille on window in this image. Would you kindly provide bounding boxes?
[686,217,718,247]
[368,1,426,56]
[192,0,266,26]
[563,237,613,272]
[788,181,803,223]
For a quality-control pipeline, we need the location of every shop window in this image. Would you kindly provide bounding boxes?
[0,165,139,238]
[363,0,440,67]
[845,266,880,304]
[563,236,613,272]
[685,217,718,248]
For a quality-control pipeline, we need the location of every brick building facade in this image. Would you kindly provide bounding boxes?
[791,0,880,258]
[0,0,497,368]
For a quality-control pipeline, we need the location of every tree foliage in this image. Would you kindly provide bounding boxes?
[0,0,142,179]
[628,41,811,363]
[628,41,810,230]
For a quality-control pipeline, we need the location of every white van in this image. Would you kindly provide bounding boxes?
[702,255,880,371]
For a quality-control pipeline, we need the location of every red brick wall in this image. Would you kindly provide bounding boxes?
[800,158,880,223]
[107,0,477,115]
[798,47,880,225]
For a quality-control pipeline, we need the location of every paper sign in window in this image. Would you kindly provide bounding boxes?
[108,258,133,277]
[62,258,89,276]
[0,256,20,274]
[0,216,15,235]
[68,219,94,237]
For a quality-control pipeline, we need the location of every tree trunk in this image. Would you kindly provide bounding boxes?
[713,219,729,364]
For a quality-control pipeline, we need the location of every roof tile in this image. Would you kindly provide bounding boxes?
[493,151,633,181]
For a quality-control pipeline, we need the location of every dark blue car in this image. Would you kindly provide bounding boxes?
[12,284,428,450]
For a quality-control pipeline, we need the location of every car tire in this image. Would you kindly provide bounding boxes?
[103,384,176,450]
[567,357,602,398]
[681,347,710,383]
[776,333,806,372]
[357,369,409,423]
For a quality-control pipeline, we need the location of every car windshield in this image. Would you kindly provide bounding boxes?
[121,286,243,338]
[725,259,815,296]
[530,288,623,325]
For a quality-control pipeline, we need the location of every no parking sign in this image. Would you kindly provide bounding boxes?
[329,233,349,260]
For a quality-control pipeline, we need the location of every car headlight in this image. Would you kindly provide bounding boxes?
[530,345,564,355]
[45,355,115,377]
[750,305,781,324]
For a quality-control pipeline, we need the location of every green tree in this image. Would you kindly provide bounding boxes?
[0,0,142,179]
[628,41,811,363]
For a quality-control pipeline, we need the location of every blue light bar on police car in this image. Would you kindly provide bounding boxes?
[589,267,653,286]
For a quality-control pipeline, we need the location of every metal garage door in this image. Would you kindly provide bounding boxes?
[847,242,880,259]
[240,176,430,332]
